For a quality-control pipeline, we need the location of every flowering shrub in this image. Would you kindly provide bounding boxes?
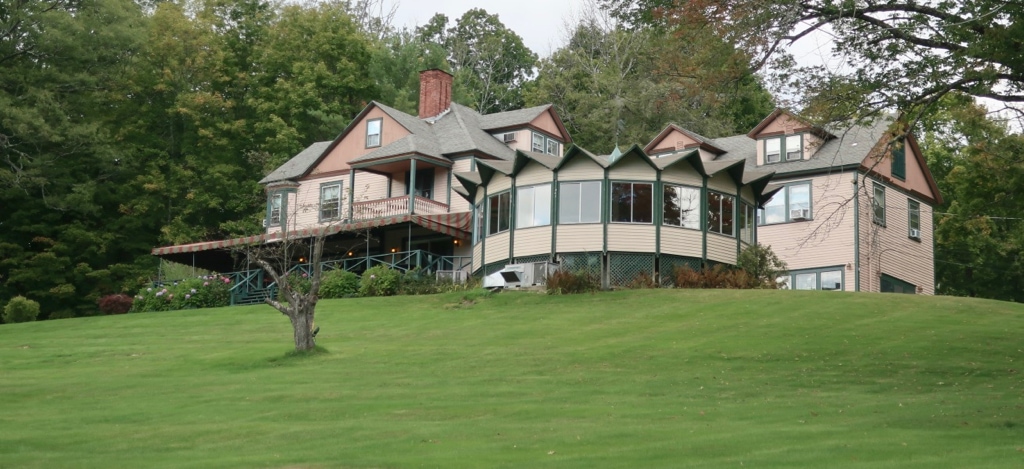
[359,265,400,297]
[98,294,134,314]
[131,275,232,312]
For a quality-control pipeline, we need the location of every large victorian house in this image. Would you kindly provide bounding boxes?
[153,70,941,295]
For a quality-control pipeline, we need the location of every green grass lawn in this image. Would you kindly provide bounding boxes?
[2,289,1023,468]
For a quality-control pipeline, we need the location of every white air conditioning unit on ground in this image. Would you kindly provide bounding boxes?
[790,208,810,220]
[909,228,921,239]
[436,270,469,284]
[502,132,516,143]
[482,262,558,289]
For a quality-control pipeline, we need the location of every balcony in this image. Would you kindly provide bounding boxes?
[351,195,449,221]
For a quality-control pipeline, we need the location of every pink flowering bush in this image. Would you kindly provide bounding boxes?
[359,265,400,297]
[131,275,232,312]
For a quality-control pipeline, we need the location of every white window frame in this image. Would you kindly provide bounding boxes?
[758,181,812,225]
[763,134,803,164]
[516,184,552,229]
[319,183,342,221]
[559,181,602,224]
[873,182,886,226]
[269,193,283,226]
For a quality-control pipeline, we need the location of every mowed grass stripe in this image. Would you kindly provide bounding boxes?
[1,289,1022,468]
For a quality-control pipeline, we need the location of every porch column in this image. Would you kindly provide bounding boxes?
[409,158,418,215]
[348,169,356,221]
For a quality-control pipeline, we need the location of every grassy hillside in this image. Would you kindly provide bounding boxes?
[2,289,1023,468]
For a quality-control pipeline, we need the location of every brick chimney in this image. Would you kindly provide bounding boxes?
[419,69,453,119]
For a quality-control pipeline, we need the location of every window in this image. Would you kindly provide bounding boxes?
[707,192,735,236]
[487,192,511,235]
[763,134,802,164]
[758,182,811,225]
[473,203,485,245]
[404,168,435,199]
[366,118,382,148]
[881,274,916,294]
[739,202,755,244]
[268,193,283,226]
[892,138,906,180]
[611,182,653,223]
[559,181,601,224]
[662,184,701,229]
[319,183,341,221]
[516,184,552,228]
[873,182,886,225]
[532,132,544,153]
[532,131,561,156]
[785,268,844,291]
[908,199,921,239]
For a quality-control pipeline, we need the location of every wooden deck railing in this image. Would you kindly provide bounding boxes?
[351,195,448,220]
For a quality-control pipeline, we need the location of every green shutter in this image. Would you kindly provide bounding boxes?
[892,140,906,180]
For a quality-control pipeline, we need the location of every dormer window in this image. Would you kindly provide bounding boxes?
[366,118,382,148]
[532,131,560,156]
[764,134,802,163]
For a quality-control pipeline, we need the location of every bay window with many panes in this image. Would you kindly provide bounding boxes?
[559,181,602,224]
[707,192,735,236]
[662,184,701,230]
[516,184,552,229]
[611,182,653,223]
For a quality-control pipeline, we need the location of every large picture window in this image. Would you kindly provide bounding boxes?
[758,182,811,225]
[785,267,844,291]
[707,192,735,236]
[559,181,601,224]
[269,193,283,226]
[319,183,341,221]
[663,184,701,229]
[516,184,552,229]
[611,182,653,224]
[488,191,511,235]
[366,118,382,148]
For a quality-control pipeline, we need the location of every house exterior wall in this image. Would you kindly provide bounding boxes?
[707,172,737,194]
[555,224,603,253]
[516,161,554,186]
[313,107,410,174]
[858,177,935,294]
[707,233,737,265]
[489,172,512,193]
[660,226,702,258]
[558,155,604,180]
[661,161,703,187]
[530,110,564,140]
[484,231,511,265]
[608,154,653,180]
[450,158,474,213]
[513,227,552,257]
[804,133,825,160]
[608,224,655,252]
[758,171,858,291]
[650,129,699,154]
[862,136,937,201]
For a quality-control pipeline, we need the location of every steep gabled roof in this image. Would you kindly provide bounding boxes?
[645,124,725,155]
[259,141,331,184]
[478,104,550,130]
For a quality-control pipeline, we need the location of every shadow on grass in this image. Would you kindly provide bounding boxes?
[266,345,330,366]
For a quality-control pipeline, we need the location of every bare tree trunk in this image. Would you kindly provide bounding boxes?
[289,302,316,351]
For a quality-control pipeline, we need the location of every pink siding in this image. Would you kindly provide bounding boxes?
[858,179,935,294]
[649,129,699,154]
[757,171,858,291]
[861,136,938,202]
[530,109,564,140]
[803,133,825,160]
[753,113,811,138]
[513,226,552,257]
[496,130,530,153]
[312,107,411,174]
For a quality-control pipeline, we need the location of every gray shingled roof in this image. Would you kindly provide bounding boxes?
[433,104,516,159]
[350,134,444,164]
[259,141,332,184]
[712,116,894,175]
[518,150,562,169]
[478,104,550,130]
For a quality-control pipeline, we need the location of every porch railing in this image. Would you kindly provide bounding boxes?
[351,195,449,220]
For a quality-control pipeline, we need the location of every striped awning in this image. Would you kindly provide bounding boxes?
[151,212,473,256]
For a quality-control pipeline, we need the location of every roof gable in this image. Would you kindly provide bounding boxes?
[645,124,724,155]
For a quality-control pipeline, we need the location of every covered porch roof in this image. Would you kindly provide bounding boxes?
[152,212,472,272]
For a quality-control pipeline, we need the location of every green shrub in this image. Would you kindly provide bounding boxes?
[360,265,400,297]
[131,275,233,312]
[4,296,41,323]
[737,244,789,289]
[546,270,600,294]
[320,270,360,298]
[399,268,441,295]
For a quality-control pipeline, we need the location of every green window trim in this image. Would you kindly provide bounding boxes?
[707,190,736,237]
[892,138,906,180]
[558,180,603,224]
[365,118,382,148]
[758,181,812,225]
[908,198,921,240]
[486,191,511,236]
[267,192,284,227]
[610,181,654,224]
[781,266,845,291]
[762,134,803,164]
[531,131,561,156]
[662,183,702,230]
[318,181,343,222]
[881,273,916,294]
[516,183,552,229]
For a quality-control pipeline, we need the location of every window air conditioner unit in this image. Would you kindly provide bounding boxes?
[909,228,921,239]
[502,132,516,143]
[262,218,268,228]
[790,208,810,220]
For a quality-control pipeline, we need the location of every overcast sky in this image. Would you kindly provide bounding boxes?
[387,0,581,58]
